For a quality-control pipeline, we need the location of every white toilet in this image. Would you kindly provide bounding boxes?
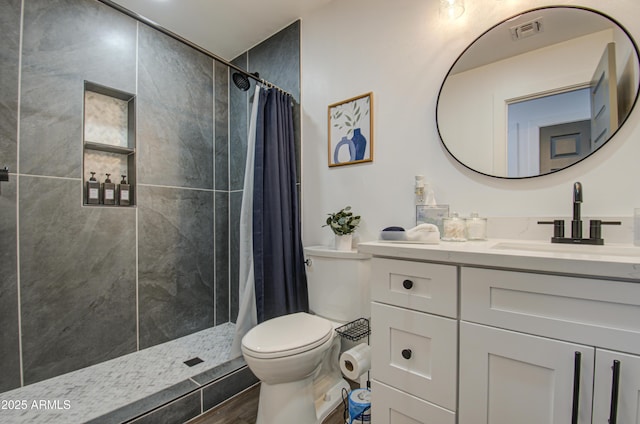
[241,246,371,424]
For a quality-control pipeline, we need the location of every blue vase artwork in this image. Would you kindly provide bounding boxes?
[333,136,356,164]
[351,128,367,161]
[328,92,373,166]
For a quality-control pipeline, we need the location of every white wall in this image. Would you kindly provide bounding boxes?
[300,0,640,247]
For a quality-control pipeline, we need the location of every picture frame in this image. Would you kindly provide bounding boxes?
[328,92,373,167]
[416,205,450,234]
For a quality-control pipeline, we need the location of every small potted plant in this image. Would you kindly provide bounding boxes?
[323,206,361,251]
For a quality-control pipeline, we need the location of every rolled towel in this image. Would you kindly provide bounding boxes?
[405,223,440,243]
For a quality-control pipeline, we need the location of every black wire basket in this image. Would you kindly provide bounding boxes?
[335,318,370,342]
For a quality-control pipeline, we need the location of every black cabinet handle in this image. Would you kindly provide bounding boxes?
[401,349,412,360]
[402,279,413,290]
[609,359,621,424]
[571,351,581,424]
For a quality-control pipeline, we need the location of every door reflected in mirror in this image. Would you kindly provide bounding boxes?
[436,6,640,178]
[507,87,591,177]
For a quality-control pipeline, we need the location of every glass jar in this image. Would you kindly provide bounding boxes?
[442,212,467,241]
[465,212,487,240]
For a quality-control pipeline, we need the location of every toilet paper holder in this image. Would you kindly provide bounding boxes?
[335,318,370,343]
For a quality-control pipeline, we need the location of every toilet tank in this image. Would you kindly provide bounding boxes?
[304,246,371,323]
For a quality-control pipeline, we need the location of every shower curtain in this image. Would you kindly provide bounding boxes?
[252,88,308,323]
[231,85,308,356]
[230,85,261,357]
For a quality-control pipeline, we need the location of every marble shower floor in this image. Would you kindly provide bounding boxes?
[0,323,238,424]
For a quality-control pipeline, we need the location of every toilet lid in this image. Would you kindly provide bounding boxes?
[242,312,333,359]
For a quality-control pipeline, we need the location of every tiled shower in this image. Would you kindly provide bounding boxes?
[0,0,300,419]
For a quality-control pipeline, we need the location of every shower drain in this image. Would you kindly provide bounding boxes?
[183,357,204,367]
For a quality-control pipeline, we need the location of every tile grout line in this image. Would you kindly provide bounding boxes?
[227,63,232,324]
[135,20,140,352]
[137,182,219,192]
[16,0,25,389]
[212,58,216,326]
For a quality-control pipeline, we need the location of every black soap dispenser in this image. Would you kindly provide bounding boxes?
[118,175,131,206]
[103,173,116,205]
[87,172,100,205]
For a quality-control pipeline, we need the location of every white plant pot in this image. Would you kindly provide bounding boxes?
[334,234,353,251]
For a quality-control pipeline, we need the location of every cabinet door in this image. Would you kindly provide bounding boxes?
[593,349,640,423]
[371,380,456,424]
[371,302,457,411]
[459,322,594,424]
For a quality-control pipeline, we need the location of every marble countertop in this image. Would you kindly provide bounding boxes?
[358,239,640,281]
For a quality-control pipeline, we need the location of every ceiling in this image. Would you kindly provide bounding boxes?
[109,0,333,60]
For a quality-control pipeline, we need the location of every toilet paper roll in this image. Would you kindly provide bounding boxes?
[340,343,371,380]
[348,388,371,423]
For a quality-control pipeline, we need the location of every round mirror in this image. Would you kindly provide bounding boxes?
[436,6,640,178]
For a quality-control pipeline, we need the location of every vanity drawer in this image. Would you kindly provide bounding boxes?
[371,379,456,424]
[371,257,457,317]
[461,267,640,354]
[371,302,457,410]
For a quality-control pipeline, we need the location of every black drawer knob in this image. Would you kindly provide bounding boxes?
[402,279,414,290]
[402,349,412,360]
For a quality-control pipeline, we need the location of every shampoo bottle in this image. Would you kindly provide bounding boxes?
[87,172,100,205]
[118,175,130,206]
[103,173,116,205]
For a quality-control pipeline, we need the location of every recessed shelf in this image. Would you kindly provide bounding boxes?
[83,81,136,206]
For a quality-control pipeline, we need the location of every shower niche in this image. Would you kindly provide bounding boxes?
[83,81,136,206]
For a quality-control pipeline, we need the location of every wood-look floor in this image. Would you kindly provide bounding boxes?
[188,383,348,424]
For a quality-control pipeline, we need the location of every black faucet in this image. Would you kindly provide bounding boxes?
[538,181,620,245]
[572,182,582,239]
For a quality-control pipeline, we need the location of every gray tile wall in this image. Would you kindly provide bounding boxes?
[20,0,137,178]
[214,61,231,327]
[0,180,19,392]
[0,0,228,390]
[0,0,21,393]
[0,0,21,174]
[215,192,230,325]
[229,53,249,192]
[0,0,300,399]
[19,177,137,384]
[215,61,230,191]
[137,24,214,190]
[138,186,214,348]
[136,24,217,349]
[17,0,139,386]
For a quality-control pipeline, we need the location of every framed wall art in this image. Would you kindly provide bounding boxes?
[328,92,373,167]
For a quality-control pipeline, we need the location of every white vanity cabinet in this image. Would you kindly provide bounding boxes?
[359,240,640,424]
[459,266,640,424]
[369,258,458,423]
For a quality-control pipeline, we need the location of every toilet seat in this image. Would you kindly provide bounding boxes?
[242,312,333,359]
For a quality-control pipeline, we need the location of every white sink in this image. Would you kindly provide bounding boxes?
[491,241,640,258]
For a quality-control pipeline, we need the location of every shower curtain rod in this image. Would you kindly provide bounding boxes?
[97,0,293,97]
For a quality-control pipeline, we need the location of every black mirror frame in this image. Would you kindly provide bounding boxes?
[436,5,640,179]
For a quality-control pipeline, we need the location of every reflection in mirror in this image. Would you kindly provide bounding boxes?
[436,6,640,178]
